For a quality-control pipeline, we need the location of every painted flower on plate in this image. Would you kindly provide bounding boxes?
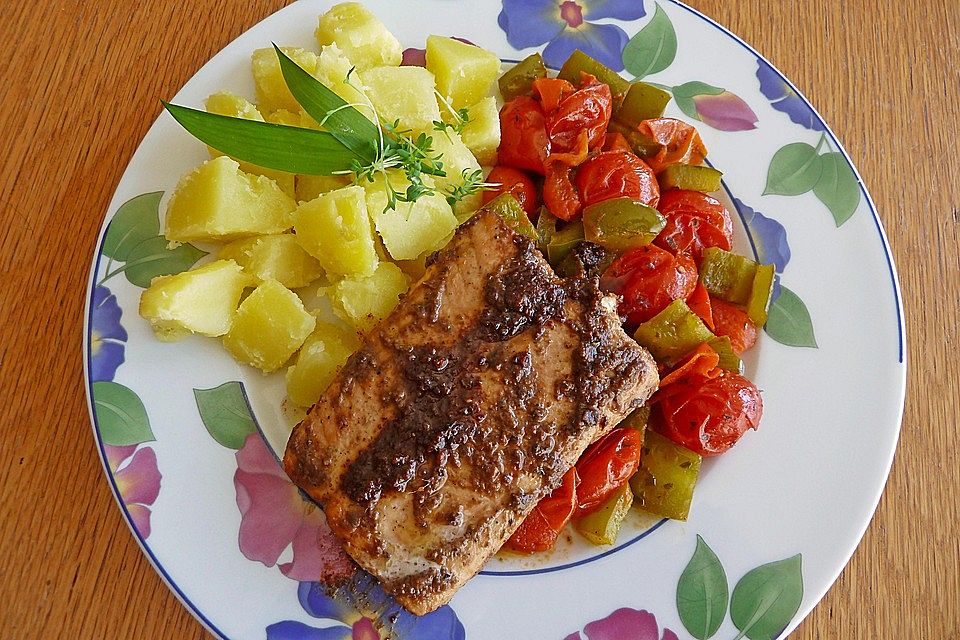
[672,82,758,132]
[564,607,679,640]
[266,576,465,640]
[90,285,127,382]
[498,0,646,71]
[235,433,354,582]
[105,444,161,539]
[756,59,825,132]
[734,197,790,300]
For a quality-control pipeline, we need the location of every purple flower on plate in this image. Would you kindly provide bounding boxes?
[266,576,465,640]
[90,285,127,382]
[756,59,825,132]
[498,0,646,71]
[734,198,790,301]
[564,608,679,640]
[105,444,161,539]
[235,433,355,583]
[672,82,758,132]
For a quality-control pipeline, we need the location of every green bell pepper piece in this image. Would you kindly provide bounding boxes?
[498,53,547,101]
[657,164,723,193]
[620,405,650,437]
[699,247,758,304]
[707,336,744,374]
[614,81,672,124]
[606,120,661,158]
[482,193,537,240]
[747,263,776,326]
[630,431,701,521]
[633,299,715,366]
[535,208,558,252]
[575,484,633,545]
[558,50,630,97]
[546,220,585,266]
[582,197,666,252]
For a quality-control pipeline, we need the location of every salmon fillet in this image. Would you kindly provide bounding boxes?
[284,210,658,615]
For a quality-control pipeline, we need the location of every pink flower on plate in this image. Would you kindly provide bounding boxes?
[565,608,679,640]
[105,444,161,539]
[234,433,354,582]
[671,81,759,132]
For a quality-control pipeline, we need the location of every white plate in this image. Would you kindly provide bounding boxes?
[84,1,905,638]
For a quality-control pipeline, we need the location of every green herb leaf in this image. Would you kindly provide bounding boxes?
[103,192,162,261]
[119,237,207,288]
[162,102,357,175]
[765,285,817,347]
[93,381,154,446]
[813,152,860,226]
[193,382,257,450]
[273,45,378,162]
[730,554,804,640]
[763,142,822,196]
[677,535,728,639]
[622,4,678,79]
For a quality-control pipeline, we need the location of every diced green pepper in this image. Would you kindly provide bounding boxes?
[614,81,672,124]
[620,405,650,437]
[607,120,660,158]
[483,193,537,240]
[558,50,630,97]
[630,431,701,521]
[575,484,633,545]
[546,220,584,266]
[498,53,547,101]
[582,197,666,252]
[707,336,744,374]
[699,247,758,304]
[633,299,715,366]
[747,263,776,326]
[657,165,723,193]
[535,208,558,252]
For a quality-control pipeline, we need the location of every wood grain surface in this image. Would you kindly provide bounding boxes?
[1,1,957,637]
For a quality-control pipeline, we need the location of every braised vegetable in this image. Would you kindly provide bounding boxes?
[685,281,715,331]
[574,428,643,517]
[481,193,537,240]
[546,219,585,265]
[554,242,614,279]
[544,76,613,155]
[638,118,708,172]
[615,81,672,124]
[575,151,660,209]
[654,189,733,260]
[699,247,758,304]
[657,164,723,192]
[633,298,714,365]
[483,166,538,215]
[707,336,744,374]
[747,263,776,326]
[575,485,633,545]
[499,96,550,174]
[505,467,577,553]
[659,342,721,388]
[498,52,548,102]
[601,245,698,325]
[582,197,666,252]
[630,430,702,521]
[606,120,661,158]
[536,207,558,251]
[711,297,758,354]
[620,405,651,435]
[558,50,630,98]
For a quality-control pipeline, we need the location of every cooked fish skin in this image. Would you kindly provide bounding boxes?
[284,209,658,615]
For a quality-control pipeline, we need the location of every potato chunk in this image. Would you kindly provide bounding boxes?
[460,96,501,166]
[294,185,379,277]
[426,36,501,110]
[315,2,402,70]
[165,156,296,243]
[428,130,483,218]
[218,234,325,288]
[329,262,410,332]
[138,259,254,341]
[223,280,316,372]
[286,322,360,407]
[295,174,352,203]
[363,173,458,261]
[252,47,319,113]
[360,66,441,132]
[314,44,375,118]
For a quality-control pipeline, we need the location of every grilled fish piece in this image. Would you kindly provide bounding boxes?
[284,209,658,615]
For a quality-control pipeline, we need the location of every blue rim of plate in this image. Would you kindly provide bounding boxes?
[82,1,907,637]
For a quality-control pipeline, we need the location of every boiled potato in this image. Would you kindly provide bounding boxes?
[363,172,458,261]
[252,47,319,113]
[360,66,441,132]
[295,174,352,203]
[460,96,500,166]
[218,234,324,288]
[315,3,402,70]
[329,262,410,332]
[428,130,483,217]
[139,259,254,341]
[285,322,360,407]
[294,185,379,277]
[223,279,316,372]
[426,36,500,110]
[263,108,302,127]
[314,44,375,118]
[165,156,296,243]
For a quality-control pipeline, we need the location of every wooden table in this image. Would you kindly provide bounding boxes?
[1,1,957,637]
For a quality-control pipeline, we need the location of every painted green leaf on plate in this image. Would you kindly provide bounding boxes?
[622,4,677,80]
[671,81,725,121]
[763,143,822,196]
[121,237,207,288]
[102,192,162,261]
[94,381,155,446]
[813,152,860,226]
[194,382,257,449]
[730,554,803,640]
[765,285,817,348]
[677,535,728,639]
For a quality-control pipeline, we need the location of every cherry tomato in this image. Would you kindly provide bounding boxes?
[532,77,576,113]
[543,160,582,221]
[505,467,578,553]
[546,76,612,154]
[574,151,660,209]
[574,428,642,517]
[483,166,538,215]
[655,190,733,259]
[637,118,708,173]
[710,297,758,354]
[602,131,634,153]
[686,281,715,331]
[499,96,550,175]
[655,371,762,456]
[600,245,698,324]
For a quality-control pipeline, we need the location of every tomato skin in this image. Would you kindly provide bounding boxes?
[655,190,733,259]
[505,467,578,553]
[543,160,582,221]
[685,281,715,332]
[546,77,612,154]
[637,118,708,173]
[499,96,550,175]
[574,151,660,209]
[483,166,538,215]
[710,297,758,354]
[532,77,576,113]
[574,428,642,517]
[600,245,698,325]
[655,372,762,456]
[602,131,634,153]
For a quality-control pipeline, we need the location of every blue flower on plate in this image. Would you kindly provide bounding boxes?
[266,576,465,640]
[756,59,825,132]
[734,198,790,300]
[498,0,647,71]
[90,285,127,382]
